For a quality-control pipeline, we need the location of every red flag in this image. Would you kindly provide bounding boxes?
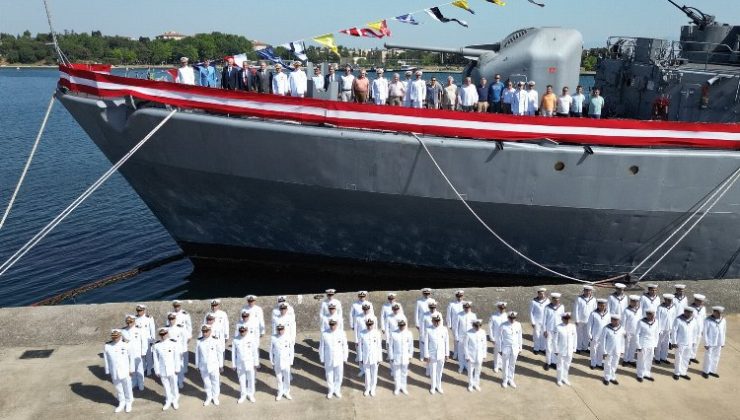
[166,68,178,82]
[340,20,391,39]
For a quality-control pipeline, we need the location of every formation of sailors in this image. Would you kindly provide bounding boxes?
[102,285,726,413]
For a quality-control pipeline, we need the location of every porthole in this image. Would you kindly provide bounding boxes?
[554,161,565,171]
[629,165,639,175]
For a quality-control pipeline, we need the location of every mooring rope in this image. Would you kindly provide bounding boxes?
[0,95,55,230]
[0,109,178,278]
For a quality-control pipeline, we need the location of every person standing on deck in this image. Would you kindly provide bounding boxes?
[574,285,596,353]
[635,308,660,382]
[702,306,727,379]
[464,319,487,391]
[319,319,349,399]
[152,327,181,411]
[340,66,355,102]
[539,84,557,116]
[176,57,196,85]
[353,69,370,103]
[588,299,610,370]
[447,290,465,361]
[196,325,222,406]
[371,69,389,105]
[475,77,489,113]
[511,81,529,115]
[554,312,577,386]
[254,61,273,94]
[488,74,505,113]
[457,77,478,112]
[104,329,134,413]
[272,64,289,96]
[542,293,565,370]
[220,57,239,90]
[526,81,539,116]
[608,283,628,316]
[529,288,548,354]
[389,319,414,395]
[601,314,626,385]
[497,311,523,389]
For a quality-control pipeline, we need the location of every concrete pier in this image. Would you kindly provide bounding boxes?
[0,279,738,419]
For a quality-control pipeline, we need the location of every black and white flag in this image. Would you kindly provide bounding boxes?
[425,7,469,27]
[281,41,308,62]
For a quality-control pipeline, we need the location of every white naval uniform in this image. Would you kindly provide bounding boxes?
[702,316,726,375]
[204,310,229,367]
[526,89,539,116]
[349,300,374,331]
[122,325,148,390]
[420,311,444,363]
[542,303,565,365]
[671,315,700,376]
[232,333,259,400]
[608,293,628,316]
[414,297,431,329]
[270,333,295,397]
[456,311,477,372]
[272,72,289,96]
[134,314,156,376]
[153,338,182,407]
[234,318,261,368]
[319,329,349,396]
[195,335,222,403]
[574,295,596,351]
[165,323,189,387]
[408,79,427,108]
[104,339,134,410]
[640,294,660,318]
[320,298,343,319]
[622,307,641,363]
[689,304,706,359]
[488,312,508,371]
[587,310,610,367]
[384,312,408,361]
[371,77,389,105]
[173,309,193,341]
[464,328,487,389]
[529,298,548,352]
[241,304,266,336]
[272,313,297,345]
[381,302,400,345]
[389,329,414,393]
[424,325,450,392]
[673,294,688,314]
[288,69,307,97]
[635,318,660,379]
[320,313,344,333]
[601,324,626,381]
[353,312,378,350]
[554,322,577,384]
[496,320,523,386]
[272,303,295,320]
[358,328,383,395]
[446,300,464,358]
[655,303,677,361]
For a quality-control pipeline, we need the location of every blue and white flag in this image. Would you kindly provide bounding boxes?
[394,14,420,25]
[281,41,308,62]
[255,47,292,68]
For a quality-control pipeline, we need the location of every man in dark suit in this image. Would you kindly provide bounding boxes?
[324,66,339,92]
[238,60,254,92]
[254,61,272,94]
[221,57,239,90]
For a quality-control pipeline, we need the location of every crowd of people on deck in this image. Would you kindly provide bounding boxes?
[173,57,607,119]
[103,283,726,413]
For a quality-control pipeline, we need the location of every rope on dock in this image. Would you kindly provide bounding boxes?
[0,109,178,278]
[31,252,186,306]
[0,95,55,230]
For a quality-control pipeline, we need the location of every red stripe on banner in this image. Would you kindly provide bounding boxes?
[58,65,740,150]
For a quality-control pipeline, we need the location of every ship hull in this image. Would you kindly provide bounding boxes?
[57,92,740,281]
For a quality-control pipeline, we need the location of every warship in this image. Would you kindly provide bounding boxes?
[55,2,740,282]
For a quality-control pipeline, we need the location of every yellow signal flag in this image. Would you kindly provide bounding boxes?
[313,33,340,56]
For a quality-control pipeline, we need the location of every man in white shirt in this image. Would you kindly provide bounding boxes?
[542,293,565,370]
[272,64,289,96]
[456,301,476,374]
[388,73,405,106]
[702,306,727,379]
[320,289,342,319]
[358,318,382,397]
[389,319,414,395]
[165,312,189,389]
[464,319,487,391]
[232,325,258,403]
[570,85,586,117]
[497,311,523,389]
[529,287,548,354]
[655,294,677,364]
[319,319,349,399]
[176,57,195,85]
[381,293,401,354]
[242,295,266,338]
[635,308,660,382]
[415,288,433,331]
[588,299,610,369]
[673,284,688,313]
[311,66,325,92]
[622,295,641,366]
[288,61,307,97]
[526,81,539,116]
[408,70,427,108]
[320,303,343,332]
[204,300,229,368]
[554,312,577,386]
[402,70,413,107]
[424,314,449,395]
[511,81,529,115]
[196,325,222,406]
[556,86,573,117]
[573,285,596,353]
[488,301,508,372]
[688,294,707,362]
[671,307,700,380]
[457,77,479,112]
[608,283,628,316]
[104,329,134,413]
[270,324,295,400]
[340,65,355,102]
[501,80,515,113]
[446,290,465,360]
[601,314,626,385]
[371,69,389,105]
[350,291,374,334]
[640,284,660,318]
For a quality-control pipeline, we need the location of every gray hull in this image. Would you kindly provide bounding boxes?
[57,92,740,280]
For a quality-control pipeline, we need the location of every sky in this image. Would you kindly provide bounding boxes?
[1,0,739,49]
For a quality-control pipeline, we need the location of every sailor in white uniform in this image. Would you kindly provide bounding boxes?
[270,324,295,401]
[122,314,148,391]
[497,311,523,389]
[415,288,433,331]
[573,285,596,353]
[152,327,181,411]
[389,319,414,395]
[353,303,378,370]
[104,329,134,413]
[381,293,400,354]
[702,306,726,379]
[464,319,487,391]
[601,314,626,385]
[640,284,660,318]
[529,288,548,354]
[671,306,700,380]
[446,290,465,360]
[242,295,266,337]
[635,308,660,382]
[319,319,349,399]
[204,299,229,367]
[195,325,223,406]
[232,325,259,403]
[165,312,189,389]
[273,303,297,348]
[488,301,508,372]
[358,318,383,397]
[424,314,449,395]
[554,312,577,386]
[384,303,407,366]
[171,300,193,345]
[672,284,688,313]
[688,294,707,363]
[622,295,641,366]
[420,300,444,374]
[320,289,343,319]
[272,296,296,320]
[234,310,261,372]
[587,299,610,369]
[655,293,677,364]
[349,291,373,340]
[134,304,156,377]
[542,293,565,370]
[456,301,477,373]
[608,283,628,316]
[320,303,343,332]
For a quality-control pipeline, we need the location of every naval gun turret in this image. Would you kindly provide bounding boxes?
[385,27,583,92]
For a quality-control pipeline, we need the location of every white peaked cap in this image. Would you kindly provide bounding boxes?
[674,284,686,289]
[662,293,674,299]
[614,283,626,289]
[693,294,706,301]
[550,293,561,298]
[583,285,594,290]
[712,306,725,312]
[596,298,608,303]
[629,295,640,301]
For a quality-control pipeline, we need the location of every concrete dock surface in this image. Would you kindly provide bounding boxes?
[0,279,738,419]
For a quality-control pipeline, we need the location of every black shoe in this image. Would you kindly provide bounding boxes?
[681,375,691,380]
[636,377,643,382]
[673,375,680,380]
[662,360,671,365]
[621,361,626,367]
[544,363,550,371]
[702,372,709,379]
[709,373,720,378]
[575,350,581,354]
[631,362,638,367]
[645,376,655,382]
[654,360,661,365]
[602,379,609,385]
[690,358,699,364]
[590,365,595,370]
[550,363,557,369]
[610,380,619,385]
[599,365,604,370]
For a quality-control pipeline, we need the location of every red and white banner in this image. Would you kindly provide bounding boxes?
[58,65,740,150]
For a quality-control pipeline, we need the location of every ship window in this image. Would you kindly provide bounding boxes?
[554,161,565,171]
[629,165,639,175]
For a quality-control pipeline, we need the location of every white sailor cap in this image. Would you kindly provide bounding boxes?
[497,301,507,307]
[201,324,211,332]
[646,284,658,289]
[277,296,287,302]
[238,325,248,331]
[472,319,483,326]
[358,291,368,297]
[645,307,656,313]
[328,302,337,309]
[361,302,371,309]
[327,319,337,326]
[405,70,413,75]
[610,314,621,320]
[172,300,182,306]
[596,298,608,304]
[246,295,257,301]
[111,329,122,336]
[550,293,561,299]
[427,299,438,307]
[629,295,640,301]
[387,292,397,298]
[125,314,135,321]
[537,287,547,292]
[166,312,177,319]
[462,301,472,308]
[582,285,594,291]
[366,318,376,325]
[674,284,686,290]
[240,309,250,315]
[421,288,432,294]
[135,304,146,310]
[325,289,336,295]
[662,293,674,300]
[517,81,525,86]
[561,312,572,318]
[279,303,288,309]
[684,307,696,313]
[528,80,536,85]
[455,290,465,296]
[210,299,220,305]
[508,311,518,318]
[693,294,706,301]
[158,327,169,335]
[276,323,285,330]
[206,313,216,320]
[415,70,423,76]
[391,303,400,309]
[180,56,189,62]
[712,306,725,313]
[614,283,626,289]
